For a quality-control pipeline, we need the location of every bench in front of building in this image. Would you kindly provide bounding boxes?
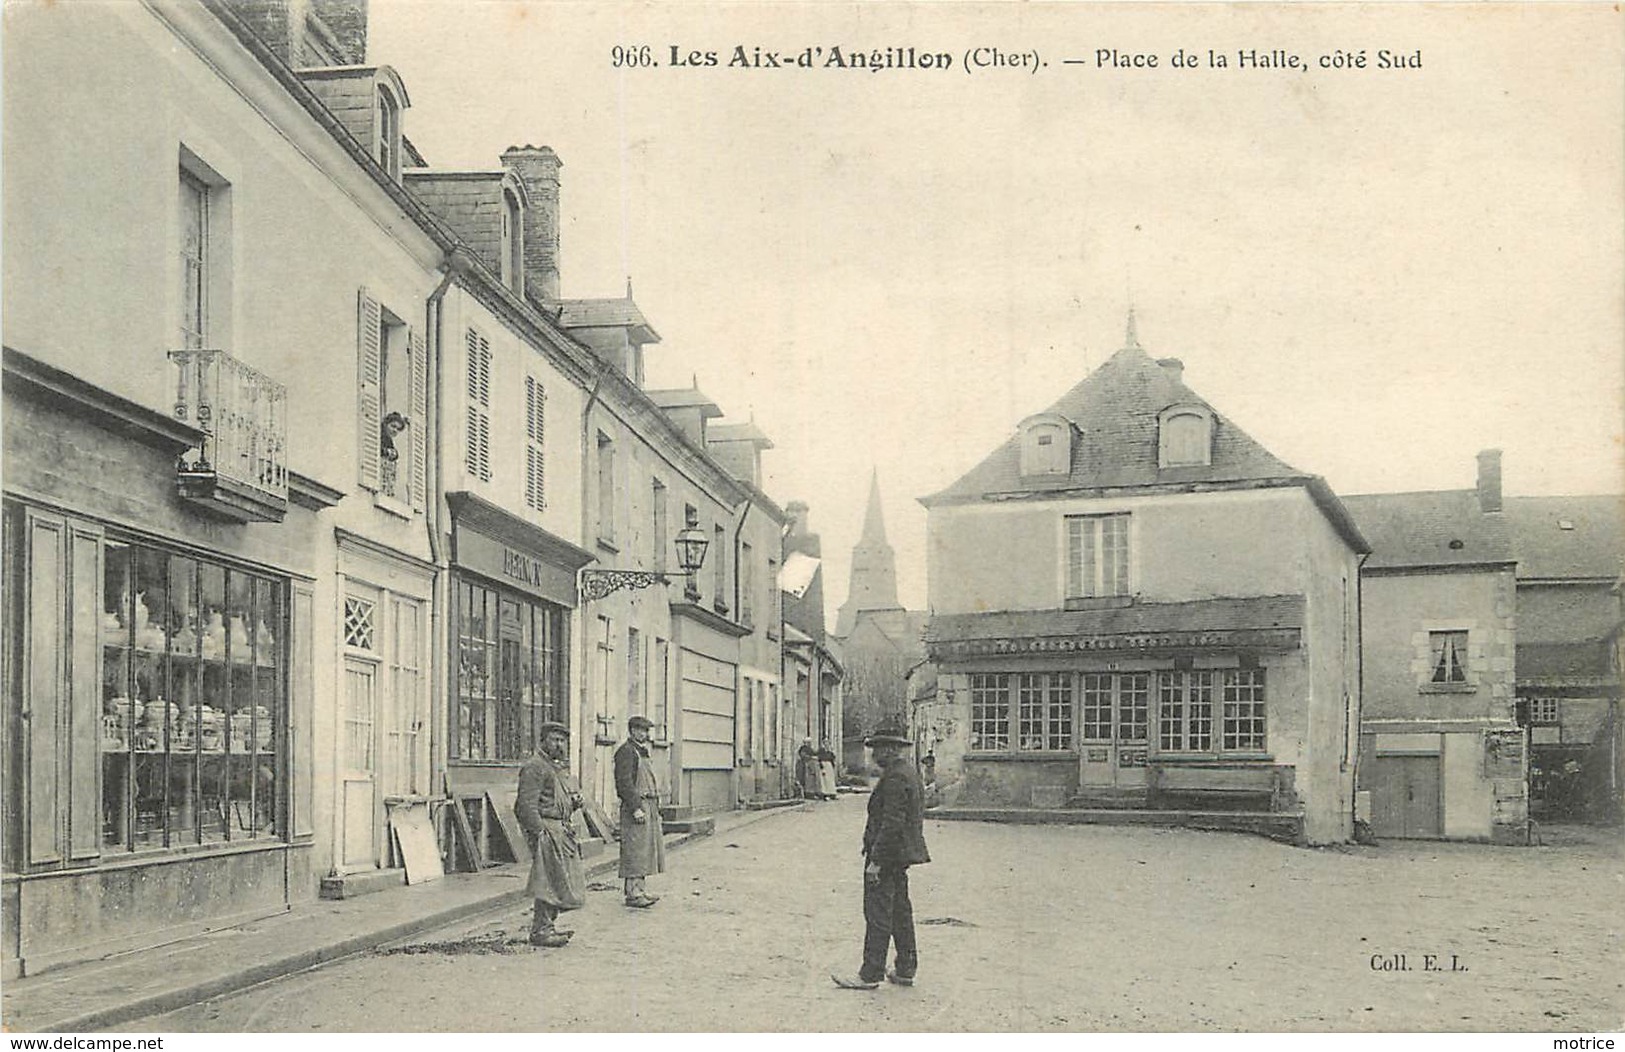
[1148,763,1291,812]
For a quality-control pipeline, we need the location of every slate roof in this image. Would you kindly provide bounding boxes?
[1505,495,1624,580]
[1517,641,1614,681]
[922,344,1305,504]
[1342,490,1516,571]
[708,422,775,448]
[926,595,1305,643]
[646,388,723,418]
[556,298,660,343]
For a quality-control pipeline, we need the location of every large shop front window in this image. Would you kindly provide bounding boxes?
[453,579,566,762]
[1016,672,1073,751]
[969,673,1009,751]
[1221,668,1267,751]
[1159,670,1215,752]
[968,668,1265,756]
[102,540,284,849]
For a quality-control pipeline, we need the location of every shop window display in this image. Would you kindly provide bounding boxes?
[453,579,566,762]
[101,539,283,850]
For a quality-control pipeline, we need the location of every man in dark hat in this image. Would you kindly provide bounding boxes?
[614,714,664,908]
[832,714,931,990]
[514,721,587,947]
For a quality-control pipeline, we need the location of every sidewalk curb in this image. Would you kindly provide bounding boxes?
[26,803,806,1033]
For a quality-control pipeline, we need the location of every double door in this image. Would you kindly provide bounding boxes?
[1369,755,1441,839]
[1078,672,1150,790]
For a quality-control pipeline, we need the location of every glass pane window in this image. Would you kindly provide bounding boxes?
[969,673,1009,750]
[1429,631,1468,683]
[100,538,284,853]
[1016,673,1073,751]
[1159,670,1215,752]
[452,579,569,761]
[1081,673,1113,741]
[1222,669,1267,752]
[1066,515,1131,598]
[1118,672,1149,743]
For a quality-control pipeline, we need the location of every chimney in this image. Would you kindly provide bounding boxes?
[500,146,562,302]
[234,0,301,65]
[1476,449,1503,513]
[785,501,809,537]
[309,0,368,63]
[1156,357,1184,384]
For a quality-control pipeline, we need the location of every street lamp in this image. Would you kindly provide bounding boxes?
[579,524,710,602]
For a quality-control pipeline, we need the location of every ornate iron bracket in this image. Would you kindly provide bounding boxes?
[579,568,673,603]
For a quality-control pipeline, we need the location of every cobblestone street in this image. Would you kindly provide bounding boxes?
[124,798,1623,1032]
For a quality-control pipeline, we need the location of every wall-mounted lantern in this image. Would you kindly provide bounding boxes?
[579,524,710,602]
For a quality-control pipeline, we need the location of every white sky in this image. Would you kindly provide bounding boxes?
[370,2,1624,619]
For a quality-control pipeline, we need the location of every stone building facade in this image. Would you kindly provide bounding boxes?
[920,321,1367,844]
[1345,455,1525,842]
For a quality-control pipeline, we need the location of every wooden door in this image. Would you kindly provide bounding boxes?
[1370,756,1441,839]
[341,656,378,867]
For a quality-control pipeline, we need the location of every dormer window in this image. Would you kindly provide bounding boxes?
[376,85,402,181]
[1018,413,1072,477]
[1158,404,1213,468]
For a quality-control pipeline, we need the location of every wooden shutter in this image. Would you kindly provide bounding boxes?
[525,375,545,510]
[67,522,103,860]
[408,326,427,509]
[25,510,66,866]
[357,289,382,491]
[464,327,491,482]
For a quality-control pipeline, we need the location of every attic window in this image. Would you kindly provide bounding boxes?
[1158,405,1213,468]
[376,85,402,181]
[1558,519,1575,531]
[1448,539,1465,550]
[1018,415,1072,477]
[500,188,524,294]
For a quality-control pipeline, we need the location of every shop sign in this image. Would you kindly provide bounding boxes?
[932,627,1299,660]
[455,527,575,606]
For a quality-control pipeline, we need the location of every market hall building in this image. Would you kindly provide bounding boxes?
[920,321,1368,844]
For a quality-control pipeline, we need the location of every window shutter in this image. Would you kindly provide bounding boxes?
[357,289,382,491]
[525,375,545,510]
[25,509,67,866]
[408,326,427,509]
[68,522,103,860]
[465,327,491,482]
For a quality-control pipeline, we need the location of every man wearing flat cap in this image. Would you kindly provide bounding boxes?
[832,714,930,990]
[514,721,586,947]
[614,714,665,908]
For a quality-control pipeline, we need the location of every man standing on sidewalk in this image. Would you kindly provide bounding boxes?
[832,715,931,990]
[515,721,587,947]
[614,714,664,908]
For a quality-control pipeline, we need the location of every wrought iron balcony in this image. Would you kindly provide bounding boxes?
[169,349,288,522]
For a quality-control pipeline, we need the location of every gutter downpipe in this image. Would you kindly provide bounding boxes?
[731,499,752,803]
[425,251,465,812]
[1353,550,1370,837]
[578,369,607,783]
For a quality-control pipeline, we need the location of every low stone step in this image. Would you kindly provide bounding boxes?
[319,867,405,900]
[662,816,715,836]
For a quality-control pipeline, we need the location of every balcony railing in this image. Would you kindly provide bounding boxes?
[170,349,288,522]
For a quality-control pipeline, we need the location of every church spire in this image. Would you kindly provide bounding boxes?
[1124,307,1141,350]
[859,468,888,546]
[835,468,902,637]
